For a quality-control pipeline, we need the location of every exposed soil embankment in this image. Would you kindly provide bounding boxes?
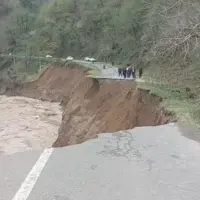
[0,65,173,147]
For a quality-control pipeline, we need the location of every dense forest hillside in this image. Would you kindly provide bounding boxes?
[1,0,200,92]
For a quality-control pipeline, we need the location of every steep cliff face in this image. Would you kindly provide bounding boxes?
[0,65,173,147]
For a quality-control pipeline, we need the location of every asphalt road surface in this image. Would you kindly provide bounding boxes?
[1,123,200,200]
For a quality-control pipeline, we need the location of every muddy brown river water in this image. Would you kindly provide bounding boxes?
[0,95,62,155]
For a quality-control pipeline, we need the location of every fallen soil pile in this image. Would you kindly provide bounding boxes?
[0,64,174,147]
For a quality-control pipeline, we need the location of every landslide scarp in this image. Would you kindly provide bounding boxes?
[0,64,173,147]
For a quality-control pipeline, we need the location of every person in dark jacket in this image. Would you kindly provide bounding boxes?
[122,67,127,78]
[132,66,136,79]
[118,68,122,77]
[139,67,143,78]
[127,67,132,78]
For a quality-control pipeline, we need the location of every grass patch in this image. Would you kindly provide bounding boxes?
[143,61,200,97]
[22,64,49,82]
[137,81,200,127]
[86,68,101,78]
[138,62,200,127]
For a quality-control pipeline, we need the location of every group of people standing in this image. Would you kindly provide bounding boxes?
[118,64,143,79]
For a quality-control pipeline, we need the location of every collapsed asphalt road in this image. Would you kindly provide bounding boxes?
[1,123,200,200]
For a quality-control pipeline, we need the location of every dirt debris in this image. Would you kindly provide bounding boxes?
[0,65,173,148]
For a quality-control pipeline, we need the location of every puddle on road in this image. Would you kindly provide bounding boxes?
[0,95,62,155]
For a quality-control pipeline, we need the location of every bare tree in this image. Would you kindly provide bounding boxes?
[143,0,200,63]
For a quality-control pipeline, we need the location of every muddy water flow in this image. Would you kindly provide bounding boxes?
[0,95,62,155]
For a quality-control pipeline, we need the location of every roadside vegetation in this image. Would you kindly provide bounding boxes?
[86,68,101,78]
[137,77,200,127]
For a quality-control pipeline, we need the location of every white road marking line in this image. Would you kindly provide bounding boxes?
[12,148,53,200]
